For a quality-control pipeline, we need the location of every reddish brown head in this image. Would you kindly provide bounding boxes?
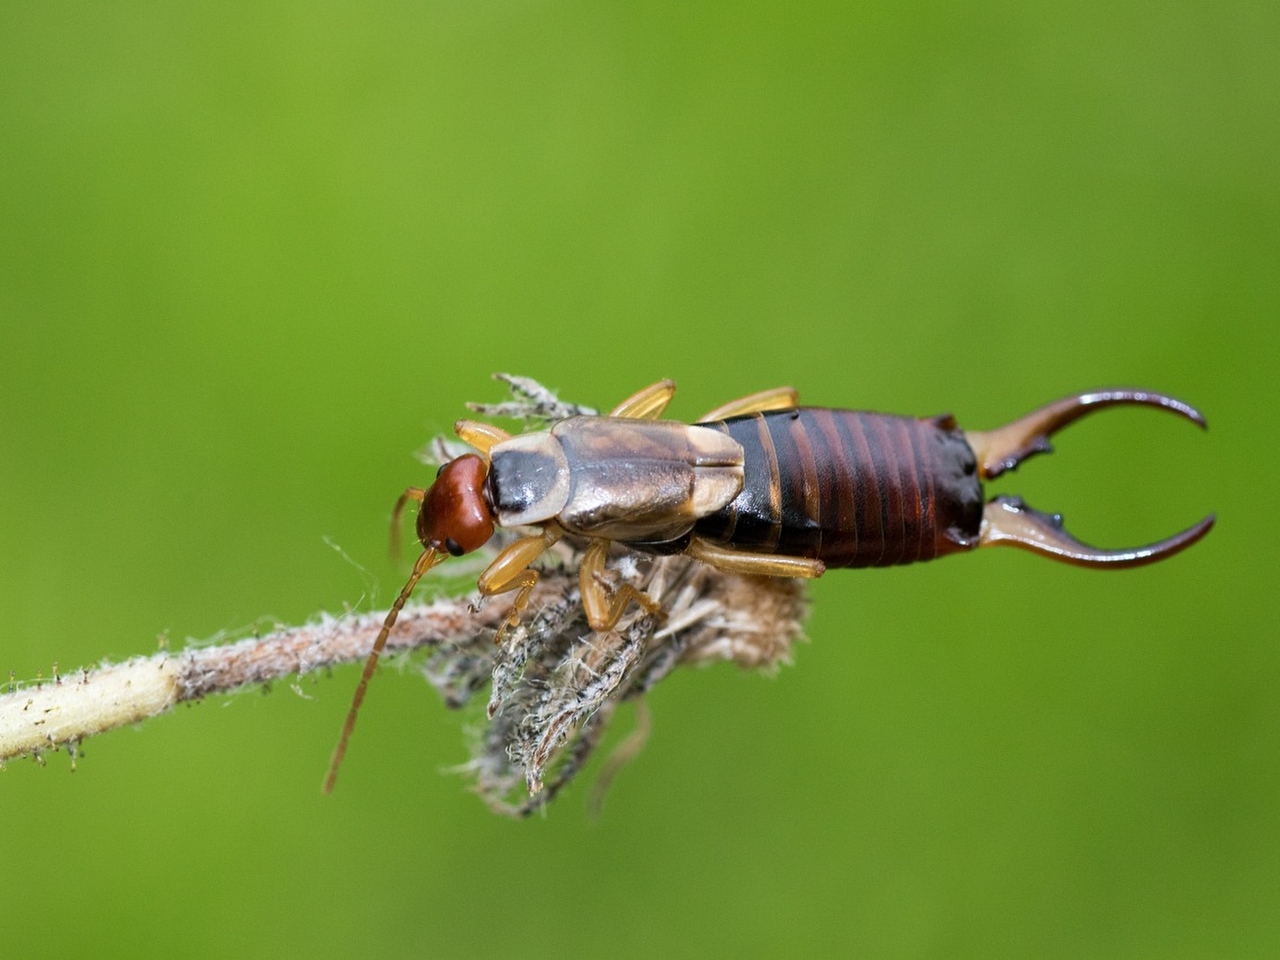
[417,453,496,556]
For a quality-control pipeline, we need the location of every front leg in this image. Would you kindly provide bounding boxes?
[454,419,512,457]
[476,526,563,641]
[609,380,676,420]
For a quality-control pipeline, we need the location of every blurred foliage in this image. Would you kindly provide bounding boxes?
[0,1,1275,957]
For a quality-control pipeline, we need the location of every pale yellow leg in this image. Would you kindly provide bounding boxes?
[609,380,676,420]
[697,386,800,422]
[454,419,512,456]
[687,537,826,578]
[579,539,664,632]
[476,526,562,640]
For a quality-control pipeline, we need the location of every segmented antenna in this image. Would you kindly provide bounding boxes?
[322,547,442,794]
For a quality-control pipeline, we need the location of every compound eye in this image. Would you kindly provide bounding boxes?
[445,538,464,557]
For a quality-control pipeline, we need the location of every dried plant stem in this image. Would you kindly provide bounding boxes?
[0,548,805,814]
[0,578,566,765]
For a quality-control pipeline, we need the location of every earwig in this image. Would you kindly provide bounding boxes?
[323,381,1213,792]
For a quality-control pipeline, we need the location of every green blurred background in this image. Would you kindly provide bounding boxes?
[1,2,1275,957]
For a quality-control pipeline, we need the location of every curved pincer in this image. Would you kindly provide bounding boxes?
[964,388,1206,480]
[979,495,1215,568]
[964,389,1214,568]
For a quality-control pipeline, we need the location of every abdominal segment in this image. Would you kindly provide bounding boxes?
[695,408,984,567]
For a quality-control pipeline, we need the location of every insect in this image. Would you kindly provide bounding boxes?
[322,381,1213,792]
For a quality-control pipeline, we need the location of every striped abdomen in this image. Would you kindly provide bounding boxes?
[694,408,984,567]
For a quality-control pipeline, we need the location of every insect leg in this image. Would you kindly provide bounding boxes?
[579,539,664,632]
[454,419,512,457]
[686,537,826,578]
[476,526,563,640]
[697,386,799,421]
[609,380,676,419]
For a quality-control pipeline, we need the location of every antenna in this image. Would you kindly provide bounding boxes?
[322,547,442,794]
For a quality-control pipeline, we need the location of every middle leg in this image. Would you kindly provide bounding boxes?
[697,386,799,421]
[579,539,664,632]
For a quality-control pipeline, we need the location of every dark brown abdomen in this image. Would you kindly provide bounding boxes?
[695,408,983,567]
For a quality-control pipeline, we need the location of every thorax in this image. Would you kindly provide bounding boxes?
[487,416,745,541]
